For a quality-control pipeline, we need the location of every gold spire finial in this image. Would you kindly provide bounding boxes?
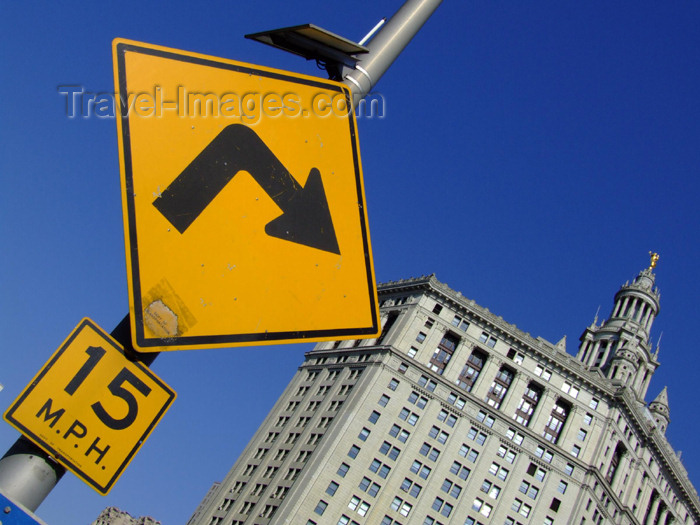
[649,251,660,269]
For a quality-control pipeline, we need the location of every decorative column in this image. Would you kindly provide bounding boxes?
[471,356,503,402]
[500,372,529,423]
[644,493,661,525]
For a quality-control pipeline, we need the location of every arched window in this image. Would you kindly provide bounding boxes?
[485,366,515,409]
[457,349,487,392]
[429,332,460,375]
[543,398,571,444]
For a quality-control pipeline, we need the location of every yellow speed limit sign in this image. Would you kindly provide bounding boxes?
[4,318,176,494]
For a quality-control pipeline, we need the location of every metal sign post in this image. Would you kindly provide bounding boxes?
[343,0,443,106]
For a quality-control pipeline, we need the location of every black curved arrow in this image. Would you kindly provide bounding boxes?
[152,123,340,255]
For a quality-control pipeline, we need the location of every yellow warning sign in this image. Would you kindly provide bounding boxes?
[4,319,176,494]
[113,39,379,351]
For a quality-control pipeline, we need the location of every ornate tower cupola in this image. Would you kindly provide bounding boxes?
[576,253,661,400]
[648,386,670,434]
[605,253,660,341]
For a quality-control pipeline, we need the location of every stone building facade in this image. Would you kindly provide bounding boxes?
[188,264,699,525]
[92,506,160,525]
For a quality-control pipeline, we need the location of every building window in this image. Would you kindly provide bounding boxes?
[558,480,568,494]
[337,463,350,477]
[442,478,463,498]
[359,477,381,497]
[527,462,546,482]
[480,479,500,499]
[368,410,381,424]
[507,348,525,364]
[519,480,539,500]
[452,314,470,331]
[429,426,450,444]
[577,429,587,441]
[497,445,517,464]
[399,408,420,426]
[447,392,466,409]
[589,398,599,410]
[476,410,495,427]
[416,332,427,343]
[389,424,410,443]
[432,497,453,518]
[535,445,554,463]
[430,332,460,375]
[391,496,412,517]
[583,413,593,425]
[512,499,531,518]
[451,460,472,480]
[506,427,524,445]
[561,382,579,399]
[534,365,552,381]
[314,500,328,515]
[467,427,488,445]
[432,304,443,314]
[543,399,571,444]
[571,445,581,458]
[318,417,333,429]
[408,391,428,409]
[479,331,498,348]
[472,498,493,517]
[485,366,515,409]
[326,481,339,496]
[370,459,392,478]
[418,375,437,392]
[458,349,487,392]
[348,368,364,380]
[348,445,361,459]
[388,378,399,391]
[407,347,418,358]
[514,382,543,427]
[400,477,422,498]
[438,409,458,427]
[358,428,371,441]
[419,442,441,462]
[410,459,432,479]
[348,496,370,516]
[379,441,401,460]
[379,394,391,407]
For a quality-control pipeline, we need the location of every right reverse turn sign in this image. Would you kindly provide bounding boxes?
[113,39,380,352]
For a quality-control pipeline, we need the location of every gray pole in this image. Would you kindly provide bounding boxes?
[0,437,65,512]
[343,0,443,106]
[0,315,156,512]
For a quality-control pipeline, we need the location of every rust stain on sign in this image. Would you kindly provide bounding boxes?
[142,278,197,341]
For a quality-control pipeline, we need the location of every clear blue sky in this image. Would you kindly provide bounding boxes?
[2,1,700,524]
